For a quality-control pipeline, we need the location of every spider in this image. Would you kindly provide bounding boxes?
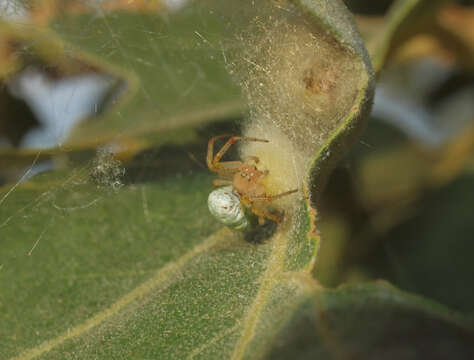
[206,134,298,229]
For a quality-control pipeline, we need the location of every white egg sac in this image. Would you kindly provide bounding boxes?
[208,186,248,230]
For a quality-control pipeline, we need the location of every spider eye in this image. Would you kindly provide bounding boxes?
[241,173,246,177]
[250,172,254,177]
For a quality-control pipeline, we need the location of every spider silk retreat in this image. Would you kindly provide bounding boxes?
[206,135,298,230]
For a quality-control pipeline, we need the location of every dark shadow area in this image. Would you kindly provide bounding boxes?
[0,85,39,147]
[244,217,279,244]
[426,70,474,108]
[362,174,474,313]
[343,0,395,15]
[268,299,474,360]
[123,119,242,184]
[123,142,209,184]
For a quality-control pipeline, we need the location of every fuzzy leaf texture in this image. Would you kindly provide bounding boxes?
[16,1,470,360]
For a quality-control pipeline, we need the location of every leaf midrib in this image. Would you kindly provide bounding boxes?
[10,229,233,360]
[230,224,290,360]
[11,219,301,360]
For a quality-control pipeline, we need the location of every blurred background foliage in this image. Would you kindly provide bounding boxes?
[317,0,474,313]
[0,0,473,358]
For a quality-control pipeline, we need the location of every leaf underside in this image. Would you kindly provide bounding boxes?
[2,1,471,360]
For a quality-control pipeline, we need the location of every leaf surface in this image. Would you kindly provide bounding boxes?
[0,1,376,359]
[269,281,474,360]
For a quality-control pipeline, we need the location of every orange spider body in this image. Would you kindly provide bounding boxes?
[232,164,266,200]
[207,134,297,226]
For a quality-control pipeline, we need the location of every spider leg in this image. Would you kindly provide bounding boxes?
[250,203,282,223]
[207,134,233,172]
[243,156,260,164]
[259,169,269,179]
[214,161,242,179]
[207,134,268,172]
[216,161,242,169]
[249,189,298,202]
[212,179,233,187]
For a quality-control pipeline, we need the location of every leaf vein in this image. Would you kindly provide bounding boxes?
[230,225,289,360]
[11,228,232,360]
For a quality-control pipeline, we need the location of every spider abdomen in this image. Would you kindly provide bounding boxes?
[208,186,248,230]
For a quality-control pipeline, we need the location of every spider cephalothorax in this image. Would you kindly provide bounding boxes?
[233,163,267,199]
[206,134,297,229]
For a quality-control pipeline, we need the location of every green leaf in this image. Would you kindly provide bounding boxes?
[362,173,474,313]
[0,166,316,359]
[0,2,243,160]
[268,281,474,360]
[0,168,211,358]
[206,0,374,204]
[369,0,454,73]
[279,0,375,203]
[50,5,244,148]
[0,0,375,359]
